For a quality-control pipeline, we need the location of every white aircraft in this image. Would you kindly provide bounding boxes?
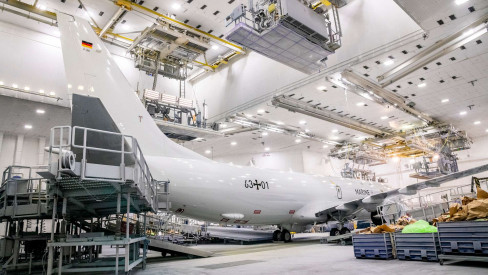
[56,14,488,242]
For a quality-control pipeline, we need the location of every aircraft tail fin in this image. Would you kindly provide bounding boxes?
[57,13,206,161]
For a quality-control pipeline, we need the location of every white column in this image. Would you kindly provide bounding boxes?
[14,135,24,166]
[0,132,4,155]
[38,137,46,165]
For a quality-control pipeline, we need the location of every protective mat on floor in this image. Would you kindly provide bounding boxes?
[198,260,263,269]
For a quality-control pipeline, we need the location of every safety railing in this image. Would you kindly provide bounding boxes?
[70,126,156,203]
[0,166,48,218]
[379,181,488,222]
[49,126,72,175]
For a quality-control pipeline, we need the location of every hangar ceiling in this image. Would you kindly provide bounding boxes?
[0,0,487,160]
[183,0,488,157]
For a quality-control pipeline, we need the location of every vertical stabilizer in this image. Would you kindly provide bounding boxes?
[57,13,205,161]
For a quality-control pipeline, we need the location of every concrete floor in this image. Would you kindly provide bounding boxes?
[133,236,486,275]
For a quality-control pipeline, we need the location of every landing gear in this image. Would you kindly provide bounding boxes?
[330,228,340,236]
[281,230,291,243]
[273,230,281,241]
[273,229,291,242]
[371,211,385,226]
[340,227,350,235]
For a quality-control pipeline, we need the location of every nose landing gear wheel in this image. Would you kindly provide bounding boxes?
[330,228,340,236]
[281,230,291,243]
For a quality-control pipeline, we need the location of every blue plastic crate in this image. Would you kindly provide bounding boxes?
[395,233,440,261]
[438,221,488,255]
[352,233,394,259]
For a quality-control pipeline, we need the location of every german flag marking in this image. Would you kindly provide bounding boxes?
[82,40,93,49]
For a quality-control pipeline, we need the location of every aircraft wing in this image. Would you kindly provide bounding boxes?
[315,163,488,222]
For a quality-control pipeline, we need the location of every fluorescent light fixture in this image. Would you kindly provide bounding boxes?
[24,86,30,91]
[39,89,44,94]
[264,127,285,133]
[464,28,475,36]
[328,77,347,89]
[486,129,488,132]
[409,159,415,164]
[332,129,338,133]
[262,132,268,136]
[417,83,426,88]
[78,85,84,91]
[299,120,306,125]
[257,109,265,114]
[264,147,270,151]
[455,0,469,5]
[356,102,365,106]
[295,139,301,143]
[331,136,339,140]
[305,129,310,133]
[211,45,219,50]
[220,123,227,128]
[0,81,3,85]
[49,91,56,96]
[36,109,45,114]
[172,3,181,10]
[67,84,72,89]
[392,156,399,162]
[275,121,284,125]
[322,145,328,149]
[384,60,394,66]
[234,119,256,127]
[245,114,253,118]
[381,116,388,120]
[24,124,32,129]
[12,84,18,88]
[317,86,326,91]
[474,121,481,125]
[37,4,46,11]
[231,141,237,146]
[460,111,467,115]
[205,149,211,154]
[441,99,449,103]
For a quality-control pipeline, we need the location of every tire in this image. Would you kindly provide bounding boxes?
[273,230,281,241]
[340,227,350,235]
[371,211,385,226]
[330,228,340,236]
[281,230,292,243]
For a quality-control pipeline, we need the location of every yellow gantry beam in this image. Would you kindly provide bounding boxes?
[115,0,244,53]
[93,26,134,42]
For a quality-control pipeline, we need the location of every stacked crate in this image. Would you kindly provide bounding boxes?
[438,221,488,255]
[395,233,440,261]
[352,233,394,259]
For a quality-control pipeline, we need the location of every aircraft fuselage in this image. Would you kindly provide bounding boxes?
[147,156,383,230]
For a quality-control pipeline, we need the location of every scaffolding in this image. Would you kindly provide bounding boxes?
[0,125,163,274]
